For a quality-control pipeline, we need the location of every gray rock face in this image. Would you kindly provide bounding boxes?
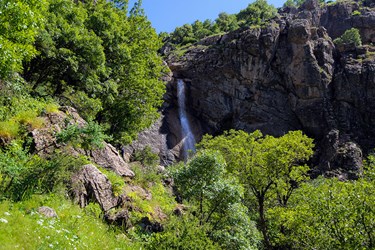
[164,1,375,178]
[31,106,134,177]
[71,164,121,212]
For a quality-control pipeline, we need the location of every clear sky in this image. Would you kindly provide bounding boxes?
[128,0,286,33]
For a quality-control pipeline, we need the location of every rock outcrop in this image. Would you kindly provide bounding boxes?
[71,164,121,212]
[31,106,134,177]
[158,0,375,178]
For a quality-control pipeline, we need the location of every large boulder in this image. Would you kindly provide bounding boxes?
[71,164,121,212]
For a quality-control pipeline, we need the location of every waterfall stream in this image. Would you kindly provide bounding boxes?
[177,79,196,159]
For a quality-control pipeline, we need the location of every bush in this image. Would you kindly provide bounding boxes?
[334,28,362,46]
[146,215,220,250]
[132,146,159,167]
[0,141,89,201]
[56,121,109,150]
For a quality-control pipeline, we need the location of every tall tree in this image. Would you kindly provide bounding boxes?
[0,0,46,79]
[198,130,314,249]
[172,150,261,249]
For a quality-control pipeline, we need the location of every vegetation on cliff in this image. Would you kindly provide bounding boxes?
[161,0,277,47]
[1,0,375,249]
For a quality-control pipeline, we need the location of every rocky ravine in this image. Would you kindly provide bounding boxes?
[130,0,375,179]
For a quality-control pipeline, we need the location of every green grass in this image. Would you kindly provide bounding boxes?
[0,194,142,249]
[0,120,19,140]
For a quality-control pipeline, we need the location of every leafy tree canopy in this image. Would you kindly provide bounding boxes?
[198,130,314,248]
[7,0,167,144]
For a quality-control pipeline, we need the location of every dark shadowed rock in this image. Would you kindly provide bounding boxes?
[104,209,130,228]
[139,217,163,233]
[314,130,363,180]
[163,1,375,178]
[37,206,58,218]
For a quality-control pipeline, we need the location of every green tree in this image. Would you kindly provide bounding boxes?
[23,0,106,120]
[198,130,314,249]
[272,177,375,249]
[215,13,239,32]
[171,150,260,249]
[170,24,195,45]
[0,0,46,79]
[192,20,214,40]
[20,0,166,143]
[237,0,277,27]
[334,27,362,47]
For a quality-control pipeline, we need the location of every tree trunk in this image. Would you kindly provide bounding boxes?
[258,195,271,249]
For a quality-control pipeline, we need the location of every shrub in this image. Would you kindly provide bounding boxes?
[0,120,19,140]
[0,141,88,201]
[352,10,361,16]
[56,121,109,150]
[132,146,159,167]
[44,103,60,114]
[334,28,362,46]
[146,215,219,250]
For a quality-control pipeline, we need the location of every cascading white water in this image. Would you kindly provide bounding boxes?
[177,79,196,159]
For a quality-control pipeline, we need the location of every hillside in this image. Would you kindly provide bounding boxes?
[1,0,375,249]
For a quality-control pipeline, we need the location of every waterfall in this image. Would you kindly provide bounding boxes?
[177,79,196,159]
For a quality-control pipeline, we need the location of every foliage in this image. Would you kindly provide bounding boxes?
[84,0,166,143]
[198,130,314,248]
[215,12,239,33]
[0,194,140,249]
[0,141,88,201]
[0,0,46,79]
[334,28,362,46]
[166,0,276,48]
[132,146,160,167]
[131,162,161,187]
[125,182,176,225]
[237,0,277,28]
[56,121,109,150]
[146,215,220,250]
[171,150,261,249]
[283,0,325,7]
[11,0,166,143]
[270,177,375,249]
[98,167,125,197]
[352,10,361,16]
[0,77,58,143]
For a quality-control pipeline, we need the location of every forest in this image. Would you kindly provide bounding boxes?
[0,0,374,249]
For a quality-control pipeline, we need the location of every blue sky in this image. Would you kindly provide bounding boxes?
[128,0,286,33]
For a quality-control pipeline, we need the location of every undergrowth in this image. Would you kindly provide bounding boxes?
[0,194,141,249]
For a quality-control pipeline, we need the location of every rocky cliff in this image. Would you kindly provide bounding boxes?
[144,0,371,180]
